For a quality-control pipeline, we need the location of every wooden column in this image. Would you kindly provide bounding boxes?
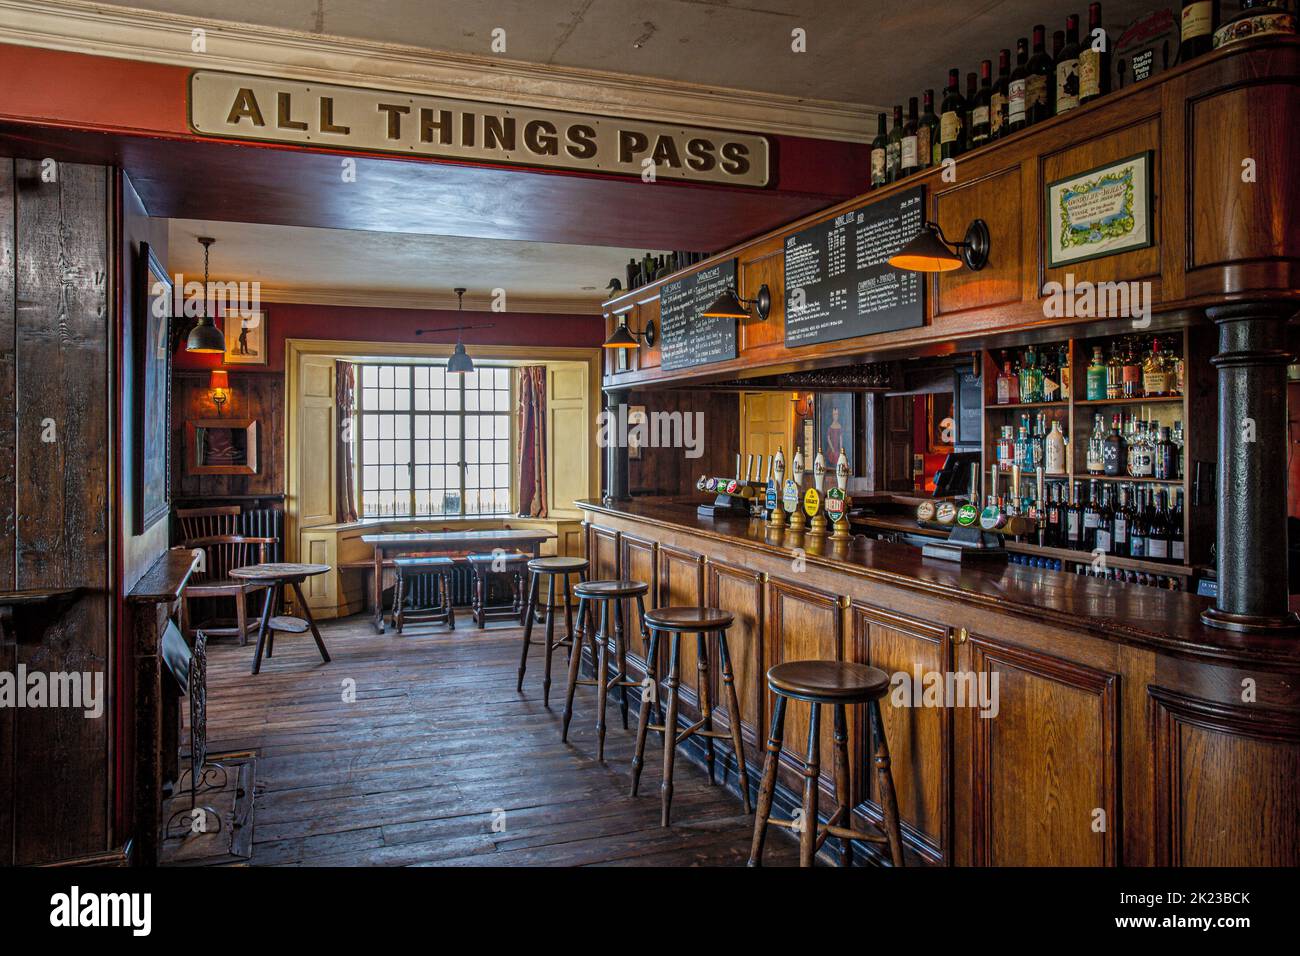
[604,388,630,502]
[1202,302,1300,632]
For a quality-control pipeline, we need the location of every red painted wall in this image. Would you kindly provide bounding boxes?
[173,302,604,373]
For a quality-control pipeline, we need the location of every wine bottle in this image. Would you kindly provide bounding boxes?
[1055,13,1083,114]
[1079,3,1111,104]
[1129,487,1148,559]
[886,104,904,183]
[1025,24,1054,126]
[991,48,1011,140]
[920,89,940,168]
[1082,480,1100,551]
[971,59,993,147]
[1147,488,1170,561]
[1008,37,1031,132]
[869,113,888,188]
[1170,488,1185,562]
[1178,0,1219,63]
[939,68,966,159]
[1113,485,1131,557]
[1066,482,1084,549]
[1095,485,1114,555]
[1046,483,1063,547]
[901,97,921,176]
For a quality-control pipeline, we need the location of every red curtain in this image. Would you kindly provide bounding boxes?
[336,360,359,523]
[517,366,548,517]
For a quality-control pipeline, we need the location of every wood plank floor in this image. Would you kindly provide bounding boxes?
[199,614,804,867]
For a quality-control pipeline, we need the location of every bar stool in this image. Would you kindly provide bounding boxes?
[561,579,649,758]
[466,551,529,628]
[632,606,751,827]
[392,556,457,633]
[748,660,905,868]
[516,555,589,705]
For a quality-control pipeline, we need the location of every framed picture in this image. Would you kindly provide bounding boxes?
[814,392,854,472]
[927,393,955,454]
[185,419,259,475]
[1045,151,1154,268]
[133,241,172,533]
[224,308,267,365]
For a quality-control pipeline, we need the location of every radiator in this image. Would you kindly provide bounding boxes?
[401,562,475,609]
[239,508,283,563]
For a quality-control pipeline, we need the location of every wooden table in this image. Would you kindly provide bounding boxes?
[361,529,556,633]
[230,563,332,674]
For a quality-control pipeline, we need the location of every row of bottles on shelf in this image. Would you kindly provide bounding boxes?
[1084,336,1184,399]
[1008,553,1184,590]
[868,2,1296,189]
[1085,412,1184,479]
[995,413,1069,475]
[1040,479,1185,561]
[993,335,1183,405]
[621,250,711,292]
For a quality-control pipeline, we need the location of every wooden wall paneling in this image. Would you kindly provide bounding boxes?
[853,602,950,865]
[0,158,13,865]
[933,163,1024,320]
[657,543,704,716]
[627,389,738,497]
[1149,687,1300,867]
[13,160,112,864]
[617,530,657,675]
[765,575,843,798]
[174,370,284,499]
[1118,643,1156,867]
[964,633,1119,866]
[588,524,620,581]
[704,558,763,759]
[738,241,785,352]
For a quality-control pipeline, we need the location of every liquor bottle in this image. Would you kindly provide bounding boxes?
[1045,420,1067,475]
[1082,480,1100,551]
[1142,338,1172,396]
[1146,489,1170,561]
[1129,487,1148,559]
[1008,37,1031,132]
[1153,426,1176,480]
[1179,0,1220,62]
[886,105,904,183]
[1095,485,1114,554]
[869,113,888,188]
[1103,413,1126,476]
[1086,346,1108,400]
[991,48,1011,140]
[901,97,921,177]
[1025,24,1055,126]
[1172,421,1185,479]
[940,68,966,159]
[1079,3,1111,104]
[1121,338,1142,398]
[1131,421,1155,477]
[1066,482,1084,549]
[971,60,993,147]
[1214,1,1295,51]
[1058,343,1071,395]
[1056,14,1083,114]
[1113,485,1132,557]
[1106,341,1123,399]
[996,357,1012,404]
[1170,488,1186,562]
[920,89,941,168]
[1086,413,1106,474]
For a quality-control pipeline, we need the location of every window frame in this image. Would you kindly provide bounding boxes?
[355,362,514,518]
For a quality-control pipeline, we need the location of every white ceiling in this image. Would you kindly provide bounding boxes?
[166,219,662,313]
[102,0,1156,110]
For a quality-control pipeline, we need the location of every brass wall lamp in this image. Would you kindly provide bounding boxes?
[889,220,991,273]
[603,316,657,349]
[702,284,772,321]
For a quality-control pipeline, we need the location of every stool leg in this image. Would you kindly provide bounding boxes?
[516,571,539,692]
[475,569,486,628]
[660,632,681,827]
[614,598,629,730]
[747,694,787,866]
[266,627,274,658]
[393,570,405,634]
[630,628,660,797]
[595,600,610,760]
[542,574,558,707]
[562,574,575,658]
[515,571,525,625]
[636,594,663,728]
[236,591,248,647]
[696,631,716,784]
[718,631,751,813]
[870,698,905,867]
[445,571,456,630]
[833,703,852,868]
[800,702,821,868]
[561,597,585,744]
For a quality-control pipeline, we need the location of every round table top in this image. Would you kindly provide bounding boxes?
[230,562,332,581]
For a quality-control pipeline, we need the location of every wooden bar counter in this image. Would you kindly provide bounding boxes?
[578,497,1300,867]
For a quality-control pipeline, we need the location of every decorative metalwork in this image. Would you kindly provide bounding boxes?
[165,631,228,842]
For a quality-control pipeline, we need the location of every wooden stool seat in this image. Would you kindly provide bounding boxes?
[393,556,457,633]
[573,579,649,599]
[631,606,751,826]
[527,555,589,574]
[517,556,589,705]
[643,605,734,632]
[767,660,891,702]
[267,615,310,634]
[749,659,905,868]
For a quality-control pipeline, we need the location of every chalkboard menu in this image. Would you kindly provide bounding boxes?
[783,186,925,347]
[659,259,739,371]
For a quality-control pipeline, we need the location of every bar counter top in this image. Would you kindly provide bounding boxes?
[578,498,1300,668]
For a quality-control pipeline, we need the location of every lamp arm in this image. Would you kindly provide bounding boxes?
[928,221,965,251]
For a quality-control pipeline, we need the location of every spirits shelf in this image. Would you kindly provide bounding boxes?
[987,400,1069,410]
[1074,395,1184,406]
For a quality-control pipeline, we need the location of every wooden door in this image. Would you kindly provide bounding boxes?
[741,391,791,475]
[882,395,914,491]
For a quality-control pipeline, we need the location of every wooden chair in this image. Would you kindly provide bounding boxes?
[177,505,241,541]
[179,534,277,645]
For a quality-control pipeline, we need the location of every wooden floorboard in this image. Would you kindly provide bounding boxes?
[196,614,805,867]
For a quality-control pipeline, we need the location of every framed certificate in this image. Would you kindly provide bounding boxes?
[1045,151,1154,268]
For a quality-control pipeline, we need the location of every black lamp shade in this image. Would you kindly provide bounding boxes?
[446,341,474,374]
[888,224,965,272]
[186,318,226,353]
[603,322,640,349]
[701,288,751,319]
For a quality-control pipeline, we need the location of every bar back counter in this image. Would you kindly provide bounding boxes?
[589,37,1300,866]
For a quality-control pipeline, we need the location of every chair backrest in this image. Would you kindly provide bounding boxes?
[177,506,241,541]
[186,535,269,581]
